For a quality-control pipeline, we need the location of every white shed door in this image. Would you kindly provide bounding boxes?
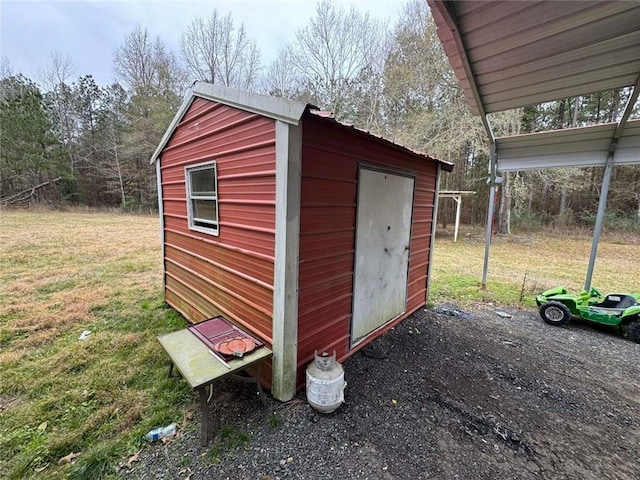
[351,168,414,344]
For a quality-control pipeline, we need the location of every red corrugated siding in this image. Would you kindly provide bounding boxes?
[159,98,276,355]
[296,115,438,389]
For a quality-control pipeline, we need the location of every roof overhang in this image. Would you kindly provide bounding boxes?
[306,110,454,172]
[428,0,640,116]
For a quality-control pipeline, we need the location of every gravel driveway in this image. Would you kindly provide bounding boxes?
[119,304,640,479]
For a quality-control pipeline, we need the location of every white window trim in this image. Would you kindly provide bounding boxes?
[185,160,220,236]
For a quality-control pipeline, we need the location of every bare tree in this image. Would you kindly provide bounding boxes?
[113,25,185,96]
[37,52,76,92]
[384,0,484,157]
[284,0,389,120]
[1,57,14,79]
[112,26,185,208]
[181,10,261,90]
[37,52,78,172]
[261,49,306,99]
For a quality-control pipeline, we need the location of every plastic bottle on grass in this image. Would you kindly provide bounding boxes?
[145,423,177,442]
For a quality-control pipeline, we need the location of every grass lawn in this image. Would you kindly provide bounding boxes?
[0,210,190,479]
[0,210,637,479]
[430,226,638,306]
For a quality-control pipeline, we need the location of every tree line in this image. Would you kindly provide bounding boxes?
[1,0,638,232]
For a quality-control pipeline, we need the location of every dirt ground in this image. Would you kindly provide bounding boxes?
[120,303,640,479]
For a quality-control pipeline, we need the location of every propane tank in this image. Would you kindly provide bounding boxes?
[306,350,346,414]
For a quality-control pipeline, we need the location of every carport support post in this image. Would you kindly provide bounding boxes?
[481,140,497,290]
[453,194,462,243]
[584,154,613,291]
[585,72,640,290]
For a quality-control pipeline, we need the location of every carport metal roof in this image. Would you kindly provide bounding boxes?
[427,0,640,289]
[428,1,640,117]
[497,119,640,172]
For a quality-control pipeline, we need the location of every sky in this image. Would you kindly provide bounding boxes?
[0,0,405,87]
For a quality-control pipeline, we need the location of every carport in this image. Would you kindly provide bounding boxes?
[427,0,640,289]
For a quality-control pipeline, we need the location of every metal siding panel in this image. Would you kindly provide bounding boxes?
[166,288,212,323]
[163,215,275,255]
[166,265,272,342]
[498,153,606,171]
[220,175,276,202]
[485,75,639,113]
[159,99,276,345]
[165,258,272,319]
[299,177,357,205]
[457,0,537,32]
[298,275,353,315]
[165,230,273,284]
[299,206,355,234]
[217,202,275,229]
[167,107,261,148]
[161,169,185,183]
[162,183,185,198]
[299,252,353,288]
[162,129,275,166]
[165,245,273,304]
[178,97,218,124]
[500,138,611,158]
[296,116,439,387]
[299,230,354,260]
[497,150,640,172]
[487,79,640,115]
[465,2,601,55]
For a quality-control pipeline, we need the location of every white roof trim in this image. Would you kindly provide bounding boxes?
[496,118,640,172]
[150,82,308,165]
[191,82,308,125]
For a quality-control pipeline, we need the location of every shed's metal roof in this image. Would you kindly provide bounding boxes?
[428,0,640,115]
[307,110,453,171]
[150,82,451,171]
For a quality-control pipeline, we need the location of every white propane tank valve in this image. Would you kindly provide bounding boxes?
[306,350,346,414]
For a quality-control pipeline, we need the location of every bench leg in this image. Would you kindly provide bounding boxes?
[199,387,209,446]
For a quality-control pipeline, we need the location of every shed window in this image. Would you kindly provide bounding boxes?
[186,162,219,235]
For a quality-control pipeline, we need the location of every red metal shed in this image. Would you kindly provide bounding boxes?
[150,82,452,401]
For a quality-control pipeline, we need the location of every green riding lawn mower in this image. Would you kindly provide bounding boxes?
[536,286,640,343]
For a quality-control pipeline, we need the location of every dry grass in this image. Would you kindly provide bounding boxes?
[0,211,159,361]
[430,226,639,306]
[0,210,637,479]
[0,209,189,480]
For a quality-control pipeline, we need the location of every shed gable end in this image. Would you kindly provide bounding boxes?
[158,97,277,344]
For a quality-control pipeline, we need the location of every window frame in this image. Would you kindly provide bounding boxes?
[185,160,220,236]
